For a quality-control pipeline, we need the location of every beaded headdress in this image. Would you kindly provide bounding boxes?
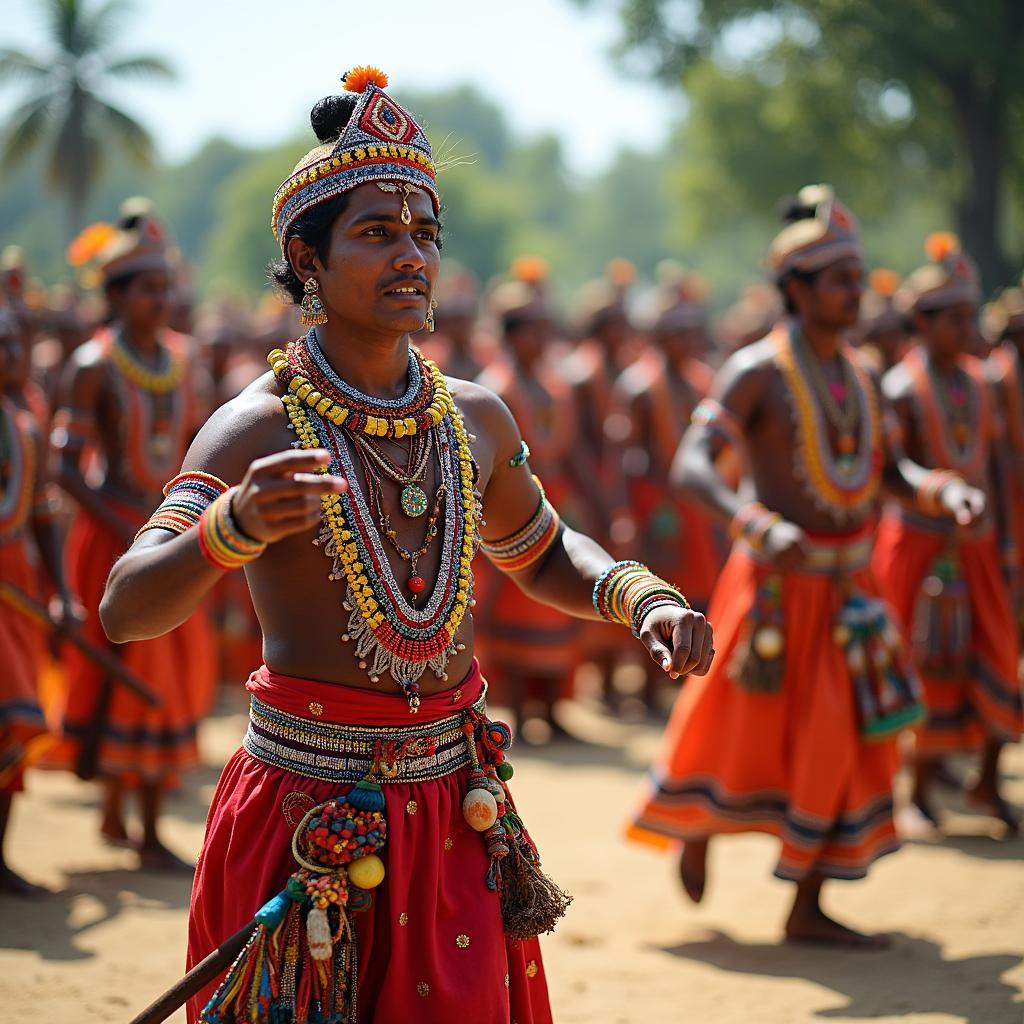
[897,233,982,314]
[271,66,439,251]
[766,184,863,280]
[860,268,903,335]
[67,197,171,284]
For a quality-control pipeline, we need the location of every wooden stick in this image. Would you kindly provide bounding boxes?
[127,919,255,1024]
[0,581,160,707]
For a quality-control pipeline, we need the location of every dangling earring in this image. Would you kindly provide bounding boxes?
[424,298,438,333]
[301,278,328,326]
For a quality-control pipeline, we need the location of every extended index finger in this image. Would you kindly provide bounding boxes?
[251,449,332,477]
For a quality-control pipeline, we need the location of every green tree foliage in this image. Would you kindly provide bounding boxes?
[0,0,176,236]
[585,0,1024,287]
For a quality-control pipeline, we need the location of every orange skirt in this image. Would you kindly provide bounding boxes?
[0,535,49,791]
[629,541,900,881]
[871,512,1022,754]
[45,506,218,787]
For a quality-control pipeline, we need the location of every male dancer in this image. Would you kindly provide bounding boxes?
[48,200,216,868]
[100,68,713,1023]
[873,235,1022,832]
[631,186,982,945]
[0,310,73,893]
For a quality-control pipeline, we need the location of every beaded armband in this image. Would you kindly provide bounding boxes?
[730,502,782,553]
[508,441,531,468]
[593,560,690,638]
[916,469,962,517]
[50,410,96,451]
[692,399,743,448]
[197,488,267,571]
[136,471,230,540]
[480,480,560,573]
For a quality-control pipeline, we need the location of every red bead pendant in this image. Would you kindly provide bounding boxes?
[408,575,427,594]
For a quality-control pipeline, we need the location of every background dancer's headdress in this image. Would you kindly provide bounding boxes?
[67,197,171,285]
[766,184,862,280]
[898,233,982,313]
[271,66,439,252]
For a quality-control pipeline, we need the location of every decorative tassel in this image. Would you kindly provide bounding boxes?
[346,776,385,813]
[496,837,573,939]
[729,574,785,692]
[913,548,970,677]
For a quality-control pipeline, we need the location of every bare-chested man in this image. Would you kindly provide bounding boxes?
[630,186,983,946]
[98,70,713,1023]
[48,199,216,869]
[873,235,1022,833]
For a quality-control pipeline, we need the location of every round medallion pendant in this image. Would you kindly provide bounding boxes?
[401,484,429,517]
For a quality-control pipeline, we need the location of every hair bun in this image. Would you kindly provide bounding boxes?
[310,94,358,144]
[776,194,816,225]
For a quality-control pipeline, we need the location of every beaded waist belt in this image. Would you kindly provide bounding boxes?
[243,690,487,784]
[740,529,874,574]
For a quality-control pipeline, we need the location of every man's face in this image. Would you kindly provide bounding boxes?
[316,184,441,337]
[917,302,977,359]
[112,269,171,334]
[802,257,864,330]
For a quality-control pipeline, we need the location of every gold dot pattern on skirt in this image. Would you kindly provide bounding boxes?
[406,800,418,815]
[417,981,430,997]
[456,933,470,949]
[526,960,539,978]
[444,836,454,851]
[308,701,324,717]
[399,912,409,926]
[504,973,510,987]
[451,688,463,704]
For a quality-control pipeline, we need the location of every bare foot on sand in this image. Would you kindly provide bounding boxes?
[910,786,942,830]
[137,841,194,873]
[965,780,1020,835]
[785,905,890,948]
[0,864,48,898]
[100,816,134,848]
[678,839,707,903]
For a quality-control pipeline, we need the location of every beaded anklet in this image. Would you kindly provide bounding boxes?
[136,471,230,540]
[593,560,690,638]
[481,482,560,573]
[916,468,962,517]
[730,502,782,553]
[197,488,267,570]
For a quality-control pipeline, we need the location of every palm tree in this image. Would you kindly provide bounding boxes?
[0,0,175,236]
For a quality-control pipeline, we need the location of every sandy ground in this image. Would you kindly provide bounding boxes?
[2,682,1022,1024]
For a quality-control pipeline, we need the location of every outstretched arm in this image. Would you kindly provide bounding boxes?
[100,390,347,643]
[471,385,714,678]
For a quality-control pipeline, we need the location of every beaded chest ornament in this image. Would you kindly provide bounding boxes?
[269,334,481,711]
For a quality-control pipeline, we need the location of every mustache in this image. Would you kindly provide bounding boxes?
[380,273,430,292]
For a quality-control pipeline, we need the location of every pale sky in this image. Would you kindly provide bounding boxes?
[2,0,681,177]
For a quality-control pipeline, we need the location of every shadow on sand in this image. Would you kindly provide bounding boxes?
[658,929,1022,1024]
[0,866,192,962]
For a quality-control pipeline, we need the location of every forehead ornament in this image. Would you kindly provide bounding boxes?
[377,182,422,226]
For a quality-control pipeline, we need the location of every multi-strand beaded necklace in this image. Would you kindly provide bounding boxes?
[101,328,190,493]
[269,333,481,711]
[774,324,882,522]
[905,346,991,483]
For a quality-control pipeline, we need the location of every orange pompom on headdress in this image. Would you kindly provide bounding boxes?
[342,65,389,94]
[868,268,901,299]
[67,222,117,267]
[510,255,550,286]
[924,231,960,265]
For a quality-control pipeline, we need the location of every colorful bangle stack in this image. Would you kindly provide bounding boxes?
[197,488,267,571]
[730,503,782,553]
[480,481,560,573]
[136,471,230,540]
[916,469,962,517]
[593,560,690,638]
[692,399,744,448]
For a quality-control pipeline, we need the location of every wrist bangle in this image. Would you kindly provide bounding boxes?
[197,488,267,571]
[593,559,690,633]
[916,469,962,517]
[730,503,782,553]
